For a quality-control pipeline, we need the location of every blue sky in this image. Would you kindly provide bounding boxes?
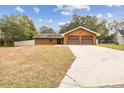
[0,5,123,31]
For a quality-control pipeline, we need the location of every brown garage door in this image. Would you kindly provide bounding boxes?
[82,36,93,45]
[67,36,79,45]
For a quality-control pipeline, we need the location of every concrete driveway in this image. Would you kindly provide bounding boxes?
[59,45,124,88]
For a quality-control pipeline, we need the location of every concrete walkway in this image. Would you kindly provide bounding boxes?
[59,45,124,88]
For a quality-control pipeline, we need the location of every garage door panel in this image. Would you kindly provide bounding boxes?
[67,36,79,45]
[82,36,93,45]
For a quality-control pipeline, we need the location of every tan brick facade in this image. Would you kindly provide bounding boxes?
[35,38,58,45]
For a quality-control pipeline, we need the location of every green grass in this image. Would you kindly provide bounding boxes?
[0,45,75,88]
[97,44,124,51]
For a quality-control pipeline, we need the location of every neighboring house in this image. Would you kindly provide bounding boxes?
[33,26,99,45]
[117,30,124,45]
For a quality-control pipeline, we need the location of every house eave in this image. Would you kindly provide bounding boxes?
[62,26,100,36]
[33,36,64,39]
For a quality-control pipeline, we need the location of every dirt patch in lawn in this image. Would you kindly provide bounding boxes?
[0,45,75,88]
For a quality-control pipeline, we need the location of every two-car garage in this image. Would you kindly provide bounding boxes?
[63,26,99,45]
[67,36,93,45]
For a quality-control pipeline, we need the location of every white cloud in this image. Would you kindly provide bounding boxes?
[97,14,102,18]
[29,17,32,20]
[58,21,70,26]
[88,14,93,16]
[55,5,63,11]
[38,19,43,22]
[61,11,72,16]
[33,7,40,13]
[115,5,121,7]
[106,5,121,8]
[72,5,90,11]
[106,5,113,8]
[58,22,66,25]
[106,13,113,18]
[54,5,90,16]
[16,6,24,13]
[48,19,53,23]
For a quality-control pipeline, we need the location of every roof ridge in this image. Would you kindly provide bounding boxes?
[62,26,100,36]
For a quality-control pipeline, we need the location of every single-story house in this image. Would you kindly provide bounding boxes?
[33,26,100,45]
[117,30,124,45]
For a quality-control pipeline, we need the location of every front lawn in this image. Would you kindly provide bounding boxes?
[0,45,75,88]
[97,44,124,51]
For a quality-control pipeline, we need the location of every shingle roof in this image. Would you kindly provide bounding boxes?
[33,33,62,38]
[119,30,124,35]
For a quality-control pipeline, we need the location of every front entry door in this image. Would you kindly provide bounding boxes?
[57,39,61,44]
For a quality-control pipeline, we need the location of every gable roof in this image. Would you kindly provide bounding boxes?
[62,26,100,36]
[119,30,124,36]
[33,33,62,38]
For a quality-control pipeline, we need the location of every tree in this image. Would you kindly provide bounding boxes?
[98,34,115,43]
[0,15,36,45]
[39,26,56,33]
[108,20,124,43]
[59,14,108,34]
[0,29,4,46]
